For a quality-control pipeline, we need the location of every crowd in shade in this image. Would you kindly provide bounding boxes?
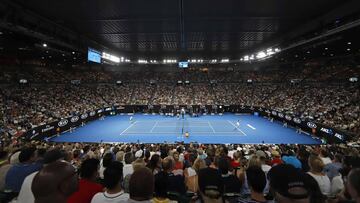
[0,142,359,203]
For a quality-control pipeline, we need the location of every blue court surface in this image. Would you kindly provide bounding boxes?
[50,114,321,144]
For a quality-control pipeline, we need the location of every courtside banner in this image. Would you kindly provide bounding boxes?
[23,105,350,143]
[24,107,113,140]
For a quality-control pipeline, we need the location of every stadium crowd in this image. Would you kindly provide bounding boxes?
[0,64,359,140]
[0,62,359,203]
[0,142,359,203]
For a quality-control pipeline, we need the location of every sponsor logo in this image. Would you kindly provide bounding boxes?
[334,133,344,140]
[105,107,112,111]
[89,111,96,116]
[58,119,68,127]
[81,113,88,120]
[293,118,301,124]
[320,127,334,135]
[97,109,103,113]
[41,125,54,133]
[278,113,284,118]
[30,133,39,140]
[307,122,317,129]
[272,111,277,116]
[70,116,79,123]
[285,115,292,121]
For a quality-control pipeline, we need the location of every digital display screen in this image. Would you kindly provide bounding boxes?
[88,48,101,63]
[178,61,188,68]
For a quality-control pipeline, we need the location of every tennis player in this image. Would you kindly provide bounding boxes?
[234,120,240,131]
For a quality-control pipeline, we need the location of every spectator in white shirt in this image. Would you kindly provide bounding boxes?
[91,161,129,203]
[307,155,331,197]
[123,153,135,178]
[17,149,66,203]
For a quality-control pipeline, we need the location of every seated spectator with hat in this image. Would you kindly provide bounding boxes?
[268,164,310,203]
[198,167,224,203]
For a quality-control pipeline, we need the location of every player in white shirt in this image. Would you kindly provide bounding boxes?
[129,116,133,124]
[234,120,240,131]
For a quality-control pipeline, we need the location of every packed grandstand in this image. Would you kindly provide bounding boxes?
[1,63,359,142]
[1,62,359,202]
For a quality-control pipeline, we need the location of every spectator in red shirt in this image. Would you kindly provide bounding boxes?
[231,151,241,169]
[173,151,183,171]
[68,158,103,203]
[270,150,283,166]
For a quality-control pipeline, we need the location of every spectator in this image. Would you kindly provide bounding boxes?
[153,169,177,203]
[18,149,66,203]
[68,158,103,203]
[91,161,129,203]
[270,150,283,166]
[71,149,82,169]
[231,151,242,169]
[172,151,184,175]
[303,174,327,203]
[307,155,331,196]
[146,154,162,175]
[345,168,360,203]
[319,149,332,165]
[123,158,146,193]
[5,147,42,193]
[234,166,268,203]
[282,151,302,169]
[198,167,225,203]
[128,167,154,203]
[324,154,344,197]
[0,151,20,191]
[99,153,113,179]
[256,150,271,173]
[268,164,310,203]
[32,160,78,203]
[144,150,151,164]
[123,152,135,178]
[184,155,206,193]
[218,157,241,194]
[297,148,310,172]
[324,153,343,181]
[155,157,186,195]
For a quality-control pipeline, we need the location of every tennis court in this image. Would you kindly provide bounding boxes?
[50,114,320,144]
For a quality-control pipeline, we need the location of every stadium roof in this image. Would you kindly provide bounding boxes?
[1,0,360,61]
